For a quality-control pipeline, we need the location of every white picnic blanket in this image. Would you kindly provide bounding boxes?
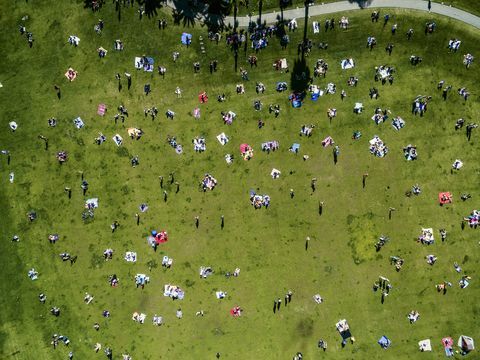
[216,133,229,145]
[124,251,137,262]
[134,57,143,69]
[216,291,226,299]
[73,117,84,129]
[271,168,281,179]
[85,198,99,208]
[418,339,432,351]
[113,134,123,146]
[341,58,355,69]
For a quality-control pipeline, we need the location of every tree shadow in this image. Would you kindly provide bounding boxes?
[172,8,197,27]
[139,0,166,18]
[171,0,228,31]
[290,57,311,92]
[348,0,373,9]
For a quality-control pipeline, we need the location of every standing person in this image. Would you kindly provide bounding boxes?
[38,135,48,150]
[135,213,140,226]
[175,182,180,193]
[428,0,432,12]
[195,216,199,228]
[81,180,88,196]
[383,14,390,27]
[54,85,61,99]
[305,236,310,251]
[68,351,73,359]
[111,221,119,233]
[391,24,397,35]
[333,146,339,164]
[290,189,295,199]
[340,89,346,101]
[159,175,164,188]
[163,190,168,202]
[276,298,281,310]
[388,207,396,220]
[64,187,72,199]
[362,173,368,188]
[311,178,317,192]
[125,72,132,90]
[273,299,277,313]
[319,201,324,215]
[221,215,224,229]
[406,28,414,40]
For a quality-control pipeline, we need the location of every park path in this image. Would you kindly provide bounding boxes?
[166,0,480,29]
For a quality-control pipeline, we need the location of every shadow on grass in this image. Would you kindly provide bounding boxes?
[348,0,373,8]
[172,8,197,27]
[171,0,229,31]
[140,0,167,18]
[290,57,310,92]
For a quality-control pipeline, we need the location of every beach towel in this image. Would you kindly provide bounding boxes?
[97,104,106,116]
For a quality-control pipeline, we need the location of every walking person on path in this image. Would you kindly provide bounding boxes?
[428,0,432,12]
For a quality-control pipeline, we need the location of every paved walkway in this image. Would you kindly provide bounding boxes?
[166,0,480,29]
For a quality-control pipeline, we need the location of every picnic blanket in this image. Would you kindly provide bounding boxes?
[341,58,355,69]
[164,284,185,299]
[134,57,154,71]
[271,168,281,179]
[65,68,77,81]
[181,32,192,45]
[378,336,391,349]
[313,21,320,34]
[216,133,229,145]
[418,339,432,351]
[132,312,146,323]
[97,104,106,116]
[73,117,84,129]
[68,35,80,46]
[215,291,226,299]
[124,251,137,262]
[85,198,98,209]
[113,134,123,146]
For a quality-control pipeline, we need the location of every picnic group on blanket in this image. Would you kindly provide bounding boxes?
[12,4,479,359]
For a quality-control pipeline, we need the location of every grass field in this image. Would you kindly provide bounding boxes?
[0,1,479,359]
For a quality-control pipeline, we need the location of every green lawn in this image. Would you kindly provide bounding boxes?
[0,1,479,359]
